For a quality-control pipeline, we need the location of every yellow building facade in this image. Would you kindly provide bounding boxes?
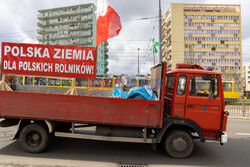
[162,4,241,81]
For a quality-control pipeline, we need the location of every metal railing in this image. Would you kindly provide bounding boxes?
[225,99,250,117]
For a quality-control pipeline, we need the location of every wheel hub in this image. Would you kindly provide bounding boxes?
[32,133,40,141]
[172,137,187,152]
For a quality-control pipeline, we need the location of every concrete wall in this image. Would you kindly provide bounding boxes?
[243,64,250,91]
[171,4,184,69]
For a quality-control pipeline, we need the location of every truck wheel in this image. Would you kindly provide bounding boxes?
[18,124,49,153]
[164,130,194,158]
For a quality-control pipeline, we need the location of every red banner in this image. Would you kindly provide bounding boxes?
[1,42,97,79]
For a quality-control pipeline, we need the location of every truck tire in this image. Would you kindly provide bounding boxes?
[164,130,194,158]
[18,124,49,153]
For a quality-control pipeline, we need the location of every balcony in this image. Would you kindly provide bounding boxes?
[79,31,92,37]
[37,13,43,18]
[166,26,171,34]
[37,37,44,41]
[105,60,109,66]
[162,32,167,39]
[40,24,92,34]
[37,29,45,33]
[38,17,93,27]
[37,22,47,26]
[39,31,92,41]
[104,54,109,59]
[103,41,109,46]
[166,46,172,54]
[166,40,171,47]
[104,46,108,52]
[71,40,93,46]
[165,18,172,27]
[233,19,238,23]
[38,8,93,19]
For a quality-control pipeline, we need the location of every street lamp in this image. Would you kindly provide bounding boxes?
[138,48,140,76]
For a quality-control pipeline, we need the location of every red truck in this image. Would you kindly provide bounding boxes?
[0,63,228,158]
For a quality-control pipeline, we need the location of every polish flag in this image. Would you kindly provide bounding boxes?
[96,0,122,46]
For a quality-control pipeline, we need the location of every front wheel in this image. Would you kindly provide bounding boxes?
[164,130,194,158]
[18,124,49,153]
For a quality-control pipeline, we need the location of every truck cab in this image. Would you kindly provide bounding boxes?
[165,64,228,141]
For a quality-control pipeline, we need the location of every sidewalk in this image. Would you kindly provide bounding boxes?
[228,115,250,120]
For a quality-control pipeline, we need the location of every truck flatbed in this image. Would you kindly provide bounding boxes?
[0,91,164,128]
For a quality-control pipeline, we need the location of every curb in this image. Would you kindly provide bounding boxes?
[228,116,250,120]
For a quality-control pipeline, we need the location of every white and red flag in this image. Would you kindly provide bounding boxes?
[96,0,122,46]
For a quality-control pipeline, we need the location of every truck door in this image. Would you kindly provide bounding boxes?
[185,74,222,131]
[165,75,176,116]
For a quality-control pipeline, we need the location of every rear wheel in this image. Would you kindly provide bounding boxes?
[18,124,49,153]
[164,130,194,158]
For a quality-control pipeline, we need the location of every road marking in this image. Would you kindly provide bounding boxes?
[236,133,250,136]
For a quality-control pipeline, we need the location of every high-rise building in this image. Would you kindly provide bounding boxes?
[243,63,250,91]
[162,4,241,81]
[37,3,109,76]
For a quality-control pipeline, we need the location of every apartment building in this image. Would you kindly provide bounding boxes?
[37,3,109,76]
[162,4,241,81]
[243,63,250,91]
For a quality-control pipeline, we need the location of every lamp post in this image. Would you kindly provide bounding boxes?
[138,48,140,76]
[158,0,162,63]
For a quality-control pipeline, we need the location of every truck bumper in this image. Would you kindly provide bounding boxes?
[220,131,228,144]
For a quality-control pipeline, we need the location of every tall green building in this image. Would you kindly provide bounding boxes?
[37,3,109,76]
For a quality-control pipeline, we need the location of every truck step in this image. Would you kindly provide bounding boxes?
[55,132,156,144]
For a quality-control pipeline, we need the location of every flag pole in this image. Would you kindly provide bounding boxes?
[153,53,156,66]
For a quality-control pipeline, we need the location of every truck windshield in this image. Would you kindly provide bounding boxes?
[189,76,218,97]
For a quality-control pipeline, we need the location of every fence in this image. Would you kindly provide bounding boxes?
[225,99,250,117]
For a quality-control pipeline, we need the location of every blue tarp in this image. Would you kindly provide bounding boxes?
[112,84,158,100]
[112,84,126,98]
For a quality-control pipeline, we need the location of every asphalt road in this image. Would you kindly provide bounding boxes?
[0,119,249,167]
